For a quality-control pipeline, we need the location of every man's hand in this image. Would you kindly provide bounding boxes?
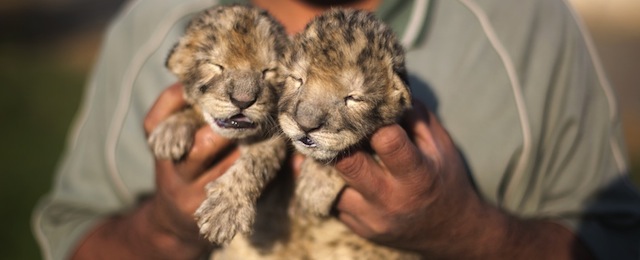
[73,83,238,260]
[332,101,594,259]
[333,101,480,254]
[142,83,240,255]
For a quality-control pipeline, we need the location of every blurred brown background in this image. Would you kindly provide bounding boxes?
[0,0,638,259]
[570,0,640,181]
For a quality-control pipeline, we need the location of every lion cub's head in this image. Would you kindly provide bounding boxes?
[166,4,287,140]
[278,9,411,161]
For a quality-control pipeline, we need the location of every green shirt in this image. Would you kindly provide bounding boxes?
[33,0,640,259]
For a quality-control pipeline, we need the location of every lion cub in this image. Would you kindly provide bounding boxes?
[213,9,418,259]
[274,8,418,259]
[279,9,412,217]
[147,4,288,244]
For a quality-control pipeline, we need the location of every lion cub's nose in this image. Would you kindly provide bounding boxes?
[295,106,326,133]
[297,121,322,133]
[230,95,257,109]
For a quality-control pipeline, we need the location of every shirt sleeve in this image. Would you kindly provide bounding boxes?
[30,0,219,259]
[522,3,640,257]
[483,1,640,258]
[405,0,640,259]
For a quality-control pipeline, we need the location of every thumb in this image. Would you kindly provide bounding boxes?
[369,124,427,181]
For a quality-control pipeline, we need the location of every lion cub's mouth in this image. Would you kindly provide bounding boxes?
[215,114,256,129]
[298,136,317,148]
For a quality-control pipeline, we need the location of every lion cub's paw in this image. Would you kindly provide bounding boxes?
[195,181,255,244]
[148,111,201,160]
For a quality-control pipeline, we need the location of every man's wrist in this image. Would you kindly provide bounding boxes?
[422,199,595,259]
[415,197,512,258]
[497,213,595,259]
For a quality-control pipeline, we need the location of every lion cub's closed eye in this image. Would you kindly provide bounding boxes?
[147,4,288,245]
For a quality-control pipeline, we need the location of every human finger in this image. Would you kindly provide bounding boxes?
[334,150,384,201]
[407,100,460,172]
[143,83,187,136]
[335,188,384,239]
[369,123,427,181]
[152,158,216,239]
[193,148,240,189]
[337,210,371,239]
[155,159,185,192]
[153,149,240,215]
[175,126,235,182]
[335,187,370,216]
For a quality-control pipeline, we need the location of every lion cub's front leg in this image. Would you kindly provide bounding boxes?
[147,108,204,160]
[195,136,287,244]
[295,159,346,216]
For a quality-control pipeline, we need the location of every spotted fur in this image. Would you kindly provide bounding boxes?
[212,9,417,259]
[147,4,288,245]
[278,8,411,217]
[279,8,411,161]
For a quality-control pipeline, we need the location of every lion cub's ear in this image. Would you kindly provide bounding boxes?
[391,66,412,111]
[165,39,195,79]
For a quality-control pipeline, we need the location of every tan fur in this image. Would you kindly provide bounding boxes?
[147,4,288,244]
[151,6,417,258]
[212,172,420,260]
[278,8,412,217]
[278,9,411,161]
[211,9,417,259]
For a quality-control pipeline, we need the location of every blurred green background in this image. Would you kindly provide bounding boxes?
[0,0,638,259]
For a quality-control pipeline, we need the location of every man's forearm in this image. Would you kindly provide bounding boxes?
[499,212,594,259]
[71,201,210,260]
[417,199,594,259]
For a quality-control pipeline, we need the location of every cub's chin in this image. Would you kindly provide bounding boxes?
[292,141,340,162]
[280,115,358,161]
